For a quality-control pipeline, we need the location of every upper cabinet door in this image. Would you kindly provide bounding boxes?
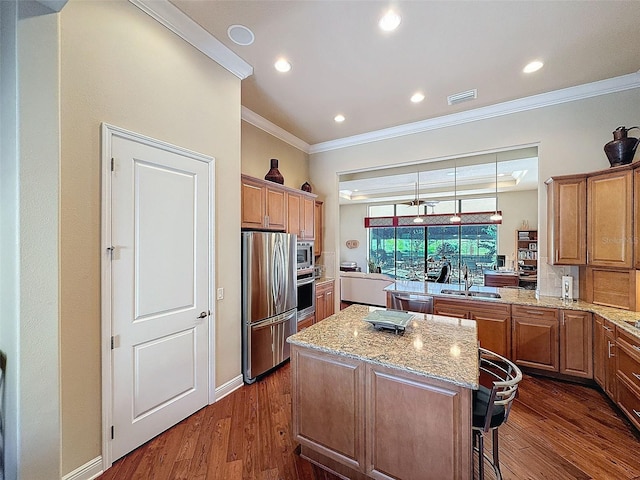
[301,196,315,240]
[241,176,266,229]
[546,176,586,265]
[587,169,633,267]
[634,168,640,269]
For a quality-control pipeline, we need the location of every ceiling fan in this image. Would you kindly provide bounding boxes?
[401,172,428,206]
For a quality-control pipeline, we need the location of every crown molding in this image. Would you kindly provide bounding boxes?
[309,73,640,154]
[241,107,310,153]
[129,0,253,80]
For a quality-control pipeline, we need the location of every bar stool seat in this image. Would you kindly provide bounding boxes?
[473,347,522,480]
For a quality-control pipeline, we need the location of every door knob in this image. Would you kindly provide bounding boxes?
[197,311,208,319]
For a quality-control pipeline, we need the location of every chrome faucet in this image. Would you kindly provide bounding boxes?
[462,265,472,293]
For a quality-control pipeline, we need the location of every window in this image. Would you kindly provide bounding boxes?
[367,201,498,284]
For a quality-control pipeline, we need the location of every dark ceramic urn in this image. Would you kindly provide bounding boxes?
[604,126,640,167]
[264,158,284,184]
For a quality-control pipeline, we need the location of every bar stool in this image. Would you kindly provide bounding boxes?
[473,347,522,480]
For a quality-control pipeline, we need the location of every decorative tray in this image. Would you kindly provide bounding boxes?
[363,310,413,333]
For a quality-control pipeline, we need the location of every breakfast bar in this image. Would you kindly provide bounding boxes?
[287,304,478,480]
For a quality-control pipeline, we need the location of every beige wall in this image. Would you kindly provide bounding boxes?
[498,190,539,263]
[311,89,640,297]
[16,4,61,479]
[241,121,310,190]
[60,0,241,474]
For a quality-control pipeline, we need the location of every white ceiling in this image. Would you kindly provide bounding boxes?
[170,0,640,147]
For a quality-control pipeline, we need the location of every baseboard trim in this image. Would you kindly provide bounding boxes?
[62,456,103,480]
[214,374,243,401]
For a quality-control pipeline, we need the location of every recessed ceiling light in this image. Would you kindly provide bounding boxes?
[523,60,544,73]
[227,24,255,46]
[411,92,425,103]
[274,58,291,73]
[379,10,401,32]
[334,114,345,123]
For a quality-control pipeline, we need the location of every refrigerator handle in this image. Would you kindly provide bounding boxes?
[272,237,283,307]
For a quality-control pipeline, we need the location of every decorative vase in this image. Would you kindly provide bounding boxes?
[301,181,312,192]
[264,158,284,184]
[604,126,640,167]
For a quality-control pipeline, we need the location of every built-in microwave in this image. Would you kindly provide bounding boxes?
[296,241,314,273]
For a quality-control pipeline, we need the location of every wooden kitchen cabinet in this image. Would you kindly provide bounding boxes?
[559,310,593,379]
[297,314,315,332]
[587,169,633,268]
[286,191,315,240]
[241,175,287,230]
[315,279,335,323]
[291,345,472,480]
[512,305,559,372]
[616,327,640,430]
[314,201,323,256]
[545,175,587,265]
[433,297,511,359]
[633,168,640,269]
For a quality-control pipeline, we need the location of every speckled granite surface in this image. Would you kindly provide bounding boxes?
[288,303,479,389]
[314,277,334,286]
[384,280,640,338]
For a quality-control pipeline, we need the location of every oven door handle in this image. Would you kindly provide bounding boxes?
[297,276,315,286]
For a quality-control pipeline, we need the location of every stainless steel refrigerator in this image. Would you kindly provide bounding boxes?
[242,231,297,383]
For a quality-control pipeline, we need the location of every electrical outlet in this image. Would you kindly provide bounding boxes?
[216,287,224,300]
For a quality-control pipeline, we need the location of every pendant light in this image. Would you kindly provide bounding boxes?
[450,164,461,223]
[413,172,424,223]
[490,155,503,221]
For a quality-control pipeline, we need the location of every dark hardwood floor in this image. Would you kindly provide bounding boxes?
[99,363,640,480]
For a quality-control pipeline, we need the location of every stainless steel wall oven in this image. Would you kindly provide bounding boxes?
[296,271,315,320]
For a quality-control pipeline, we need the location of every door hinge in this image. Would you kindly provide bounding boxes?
[111,425,114,439]
[111,158,114,172]
[111,336,114,349]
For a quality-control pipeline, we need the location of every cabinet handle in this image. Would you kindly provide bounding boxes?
[633,345,640,353]
[633,372,640,381]
[587,251,590,264]
[608,341,615,358]
[634,409,640,419]
[603,326,613,332]
[555,249,559,263]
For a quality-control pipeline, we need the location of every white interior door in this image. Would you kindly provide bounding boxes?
[109,133,211,461]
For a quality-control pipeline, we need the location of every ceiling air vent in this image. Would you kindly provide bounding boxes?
[447,89,477,106]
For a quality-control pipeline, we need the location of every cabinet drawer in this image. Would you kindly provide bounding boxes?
[512,305,558,321]
[617,340,640,392]
[616,377,640,431]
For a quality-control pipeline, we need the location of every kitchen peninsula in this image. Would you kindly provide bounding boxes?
[287,304,478,480]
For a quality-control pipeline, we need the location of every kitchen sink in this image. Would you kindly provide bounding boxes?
[440,289,501,299]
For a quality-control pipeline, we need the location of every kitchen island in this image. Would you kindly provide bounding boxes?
[287,304,478,480]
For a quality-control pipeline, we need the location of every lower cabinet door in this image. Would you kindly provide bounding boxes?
[291,347,366,472]
[560,310,593,378]
[512,315,559,372]
[365,364,472,480]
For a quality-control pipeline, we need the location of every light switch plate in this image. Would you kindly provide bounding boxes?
[216,287,224,300]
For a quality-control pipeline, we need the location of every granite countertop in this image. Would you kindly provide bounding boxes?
[288,303,479,389]
[384,280,640,338]
[314,276,335,285]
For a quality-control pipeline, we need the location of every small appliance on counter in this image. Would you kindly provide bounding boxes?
[340,261,360,272]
